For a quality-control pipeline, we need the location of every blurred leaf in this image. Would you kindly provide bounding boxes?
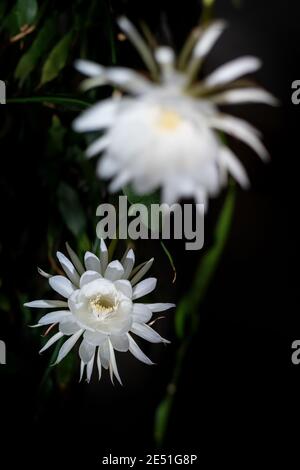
[154,395,174,447]
[16,0,38,27]
[1,4,20,35]
[15,16,56,84]
[48,115,66,154]
[56,351,77,390]
[175,183,236,338]
[8,95,90,109]
[57,182,87,237]
[0,293,11,312]
[160,241,176,283]
[40,31,73,86]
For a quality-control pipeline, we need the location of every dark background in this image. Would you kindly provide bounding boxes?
[0,0,300,467]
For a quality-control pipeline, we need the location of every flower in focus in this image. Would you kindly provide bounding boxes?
[73,17,278,207]
[24,240,174,384]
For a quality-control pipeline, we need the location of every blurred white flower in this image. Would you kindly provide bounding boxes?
[25,240,174,384]
[73,18,277,207]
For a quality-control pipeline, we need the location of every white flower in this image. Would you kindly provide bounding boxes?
[73,18,278,207]
[25,240,174,384]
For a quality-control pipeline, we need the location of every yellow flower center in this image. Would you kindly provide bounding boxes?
[157,109,182,131]
[89,294,117,316]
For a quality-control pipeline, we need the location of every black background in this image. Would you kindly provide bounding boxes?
[1,0,300,467]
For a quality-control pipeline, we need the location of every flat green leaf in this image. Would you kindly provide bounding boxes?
[175,183,236,338]
[15,16,56,83]
[40,32,73,86]
[57,182,87,238]
[154,396,174,447]
[16,0,38,27]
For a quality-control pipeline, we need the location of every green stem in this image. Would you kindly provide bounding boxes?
[7,96,91,109]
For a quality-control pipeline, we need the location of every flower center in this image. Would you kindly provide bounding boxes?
[157,109,182,131]
[89,294,118,318]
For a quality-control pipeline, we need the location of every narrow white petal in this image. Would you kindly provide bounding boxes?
[86,355,95,382]
[193,21,227,59]
[109,170,132,193]
[131,322,169,344]
[122,248,135,279]
[146,303,175,313]
[79,270,102,288]
[130,258,154,286]
[132,303,152,323]
[75,59,104,77]
[65,242,85,275]
[59,320,80,336]
[54,329,83,364]
[204,56,262,88]
[83,330,106,346]
[39,332,64,354]
[155,46,175,65]
[97,348,102,381]
[106,67,153,94]
[49,275,75,298]
[110,334,129,352]
[99,339,109,369]
[104,260,124,281]
[210,114,269,161]
[84,251,101,273]
[38,310,72,325]
[24,300,68,308]
[37,267,52,278]
[114,279,132,299]
[79,360,85,382]
[57,251,80,286]
[86,135,110,159]
[132,277,157,300]
[100,239,108,272]
[211,88,279,106]
[97,155,120,179]
[108,339,122,385]
[72,99,117,132]
[127,333,154,365]
[219,146,250,188]
[79,340,96,364]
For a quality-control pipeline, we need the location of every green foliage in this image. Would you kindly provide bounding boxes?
[16,0,38,28]
[40,31,73,86]
[57,182,87,238]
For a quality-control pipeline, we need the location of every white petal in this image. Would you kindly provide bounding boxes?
[65,242,85,275]
[211,88,279,106]
[193,20,227,59]
[59,320,80,335]
[38,310,72,325]
[97,155,119,178]
[84,251,101,273]
[24,300,68,308]
[108,339,122,385]
[132,303,152,323]
[79,361,85,382]
[110,334,129,352]
[75,59,104,77]
[83,330,106,346]
[132,277,157,300]
[106,67,153,94]
[54,329,83,364]
[131,322,169,344]
[127,333,154,365]
[97,348,102,381]
[80,270,102,288]
[99,239,108,272]
[99,340,109,369]
[72,99,117,132]
[121,248,135,279]
[155,46,175,65]
[57,251,80,286]
[39,332,64,354]
[104,260,124,281]
[49,275,75,298]
[210,114,269,161]
[79,340,96,364]
[219,146,250,188]
[109,170,132,193]
[204,56,262,88]
[130,258,154,286]
[114,279,132,299]
[86,355,95,382]
[146,303,175,313]
[37,267,52,278]
[86,135,110,159]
